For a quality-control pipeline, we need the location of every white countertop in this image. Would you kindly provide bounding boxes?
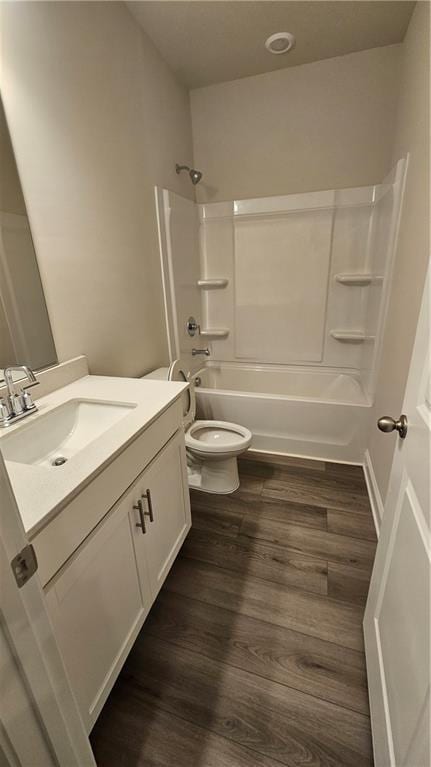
[0,374,187,536]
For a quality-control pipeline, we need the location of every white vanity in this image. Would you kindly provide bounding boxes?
[1,372,191,732]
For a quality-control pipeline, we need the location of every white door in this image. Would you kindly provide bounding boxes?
[364,265,430,767]
[0,451,96,766]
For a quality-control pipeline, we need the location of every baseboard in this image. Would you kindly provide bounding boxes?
[245,447,362,467]
[363,449,384,537]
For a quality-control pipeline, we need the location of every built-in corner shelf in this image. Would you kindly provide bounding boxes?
[335,273,383,286]
[330,330,370,343]
[199,328,229,339]
[335,273,372,286]
[197,279,229,289]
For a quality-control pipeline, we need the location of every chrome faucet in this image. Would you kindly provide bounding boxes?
[192,348,210,357]
[0,365,39,427]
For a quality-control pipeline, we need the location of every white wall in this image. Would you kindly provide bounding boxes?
[0,1,195,377]
[367,1,430,504]
[191,45,401,203]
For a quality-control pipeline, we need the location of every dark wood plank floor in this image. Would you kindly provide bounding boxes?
[91,453,377,767]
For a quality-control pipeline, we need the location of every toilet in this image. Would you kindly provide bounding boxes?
[144,359,252,493]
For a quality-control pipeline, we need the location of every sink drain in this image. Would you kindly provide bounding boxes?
[52,456,67,466]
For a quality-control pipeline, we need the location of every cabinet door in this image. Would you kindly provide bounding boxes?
[44,495,149,733]
[131,430,191,600]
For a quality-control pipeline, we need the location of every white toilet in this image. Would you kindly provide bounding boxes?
[144,360,252,494]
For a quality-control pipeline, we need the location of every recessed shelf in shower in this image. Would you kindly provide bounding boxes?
[197,279,229,289]
[335,273,383,286]
[330,330,374,343]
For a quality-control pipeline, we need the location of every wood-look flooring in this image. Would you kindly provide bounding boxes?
[90,453,377,767]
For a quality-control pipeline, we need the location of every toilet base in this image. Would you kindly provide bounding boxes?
[187,453,240,494]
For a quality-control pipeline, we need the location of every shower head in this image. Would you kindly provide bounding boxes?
[190,168,203,185]
[175,163,203,185]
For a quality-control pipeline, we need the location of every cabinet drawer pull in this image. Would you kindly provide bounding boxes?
[133,499,147,534]
[142,489,154,522]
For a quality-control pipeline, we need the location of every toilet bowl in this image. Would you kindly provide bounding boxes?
[143,360,252,493]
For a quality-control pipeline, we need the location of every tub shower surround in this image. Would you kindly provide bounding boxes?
[155,159,406,462]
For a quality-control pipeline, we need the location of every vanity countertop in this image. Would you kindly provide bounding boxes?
[0,374,188,537]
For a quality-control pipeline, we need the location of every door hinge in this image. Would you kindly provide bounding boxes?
[11,544,38,588]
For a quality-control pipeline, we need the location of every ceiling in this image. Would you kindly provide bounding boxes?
[127,1,415,89]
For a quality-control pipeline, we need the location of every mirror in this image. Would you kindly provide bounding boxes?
[0,96,57,382]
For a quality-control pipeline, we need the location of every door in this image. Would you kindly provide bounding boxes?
[364,265,430,767]
[44,492,148,732]
[131,429,191,600]
[1,541,56,767]
[0,451,95,766]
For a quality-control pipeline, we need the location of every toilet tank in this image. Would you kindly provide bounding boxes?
[141,367,169,380]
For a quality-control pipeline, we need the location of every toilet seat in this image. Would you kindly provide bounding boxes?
[166,360,251,455]
[185,420,252,455]
[167,360,196,429]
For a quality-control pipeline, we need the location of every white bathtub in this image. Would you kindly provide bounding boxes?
[194,363,371,463]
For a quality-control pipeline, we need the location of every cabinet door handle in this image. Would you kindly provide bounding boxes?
[142,489,154,522]
[133,499,147,534]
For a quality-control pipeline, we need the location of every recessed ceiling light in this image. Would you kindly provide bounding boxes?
[265,32,295,55]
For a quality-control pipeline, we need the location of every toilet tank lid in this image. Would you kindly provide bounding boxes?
[141,366,169,380]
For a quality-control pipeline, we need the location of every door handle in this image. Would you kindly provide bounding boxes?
[133,499,147,534]
[142,489,154,522]
[377,414,408,439]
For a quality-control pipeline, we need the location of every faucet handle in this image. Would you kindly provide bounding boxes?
[21,389,37,411]
[0,397,12,422]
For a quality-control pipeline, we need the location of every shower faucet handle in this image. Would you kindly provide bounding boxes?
[186,316,200,337]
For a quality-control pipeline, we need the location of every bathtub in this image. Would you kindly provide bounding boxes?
[193,363,371,463]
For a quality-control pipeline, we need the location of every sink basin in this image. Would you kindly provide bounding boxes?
[1,399,136,468]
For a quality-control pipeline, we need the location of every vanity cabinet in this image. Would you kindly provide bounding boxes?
[42,421,191,732]
[130,430,190,600]
[44,493,149,731]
